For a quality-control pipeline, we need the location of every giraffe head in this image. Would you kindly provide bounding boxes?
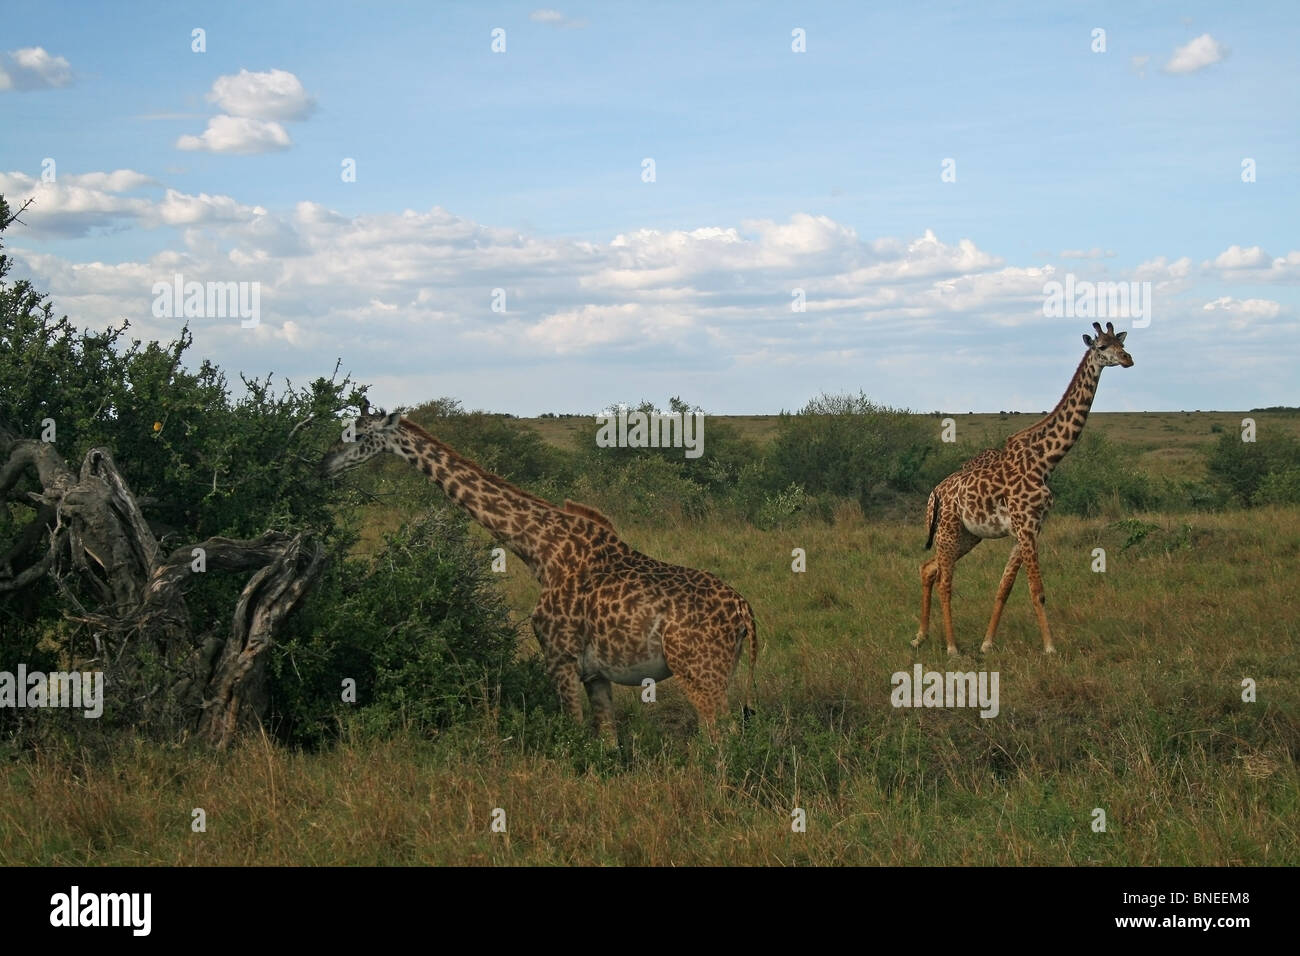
[1082,321,1134,368]
[319,398,403,476]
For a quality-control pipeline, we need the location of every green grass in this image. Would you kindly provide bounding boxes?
[3,505,1297,865]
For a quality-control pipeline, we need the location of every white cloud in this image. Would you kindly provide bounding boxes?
[0,169,263,237]
[1211,244,1269,269]
[1134,255,1193,281]
[530,9,587,27]
[63,169,156,191]
[147,189,266,227]
[1202,297,1284,330]
[9,196,1297,412]
[177,115,293,154]
[1164,34,1227,74]
[1204,244,1300,282]
[0,47,73,91]
[207,68,315,121]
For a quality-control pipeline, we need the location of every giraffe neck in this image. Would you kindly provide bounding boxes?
[391,420,568,578]
[1007,349,1104,479]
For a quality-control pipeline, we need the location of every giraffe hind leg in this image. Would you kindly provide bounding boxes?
[914,556,940,648]
[938,529,981,656]
[662,624,728,743]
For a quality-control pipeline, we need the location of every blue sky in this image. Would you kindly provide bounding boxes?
[2,1,1297,415]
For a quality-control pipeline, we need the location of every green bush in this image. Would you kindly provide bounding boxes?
[1206,431,1300,507]
[1049,431,1157,517]
[269,508,551,748]
[765,393,931,513]
[1255,467,1300,506]
[568,454,711,522]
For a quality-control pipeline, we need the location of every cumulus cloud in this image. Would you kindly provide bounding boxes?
[176,115,293,154]
[9,195,1298,411]
[207,68,315,121]
[63,169,157,191]
[1210,244,1269,269]
[0,169,263,237]
[175,69,314,153]
[1134,255,1193,282]
[4,200,1038,369]
[1203,297,1284,331]
[0,47,73,91]
[1164,34,1227,74]
[1204,244,1300,282]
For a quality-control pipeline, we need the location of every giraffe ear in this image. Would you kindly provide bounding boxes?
[1082,334,1095,347]
[1116,330,1127,344]
[383,411,401,428]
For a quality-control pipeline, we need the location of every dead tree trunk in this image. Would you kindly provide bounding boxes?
[0,433,323,746]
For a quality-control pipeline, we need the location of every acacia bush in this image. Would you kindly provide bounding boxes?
[1205,430,1300,506]
[1,194,542,747]
[765,393,932,513]
[1048,432,1159,516]
[268,508,552,748]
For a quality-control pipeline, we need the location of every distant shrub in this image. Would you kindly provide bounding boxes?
[569,454,711,522]
[1255,467,1300,506]
[407,397,570,487]
[755,483,809,530]
[1049,432,1156,517]
[764,393,931,513]
[1205,431,1300,507]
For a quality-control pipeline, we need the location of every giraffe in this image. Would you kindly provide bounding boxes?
[319,402,757,743]
[914,321,1134,656]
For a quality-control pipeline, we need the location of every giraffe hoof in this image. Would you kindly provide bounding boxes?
[1044,645,1057,655]
[946,646,959,658]
[910,636,924,649]
[980,641,994,653]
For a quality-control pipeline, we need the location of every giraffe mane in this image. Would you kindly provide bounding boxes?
[563,499,617,532]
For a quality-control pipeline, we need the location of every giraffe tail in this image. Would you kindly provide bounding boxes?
[742,605,758,724]
[924,491,941,550]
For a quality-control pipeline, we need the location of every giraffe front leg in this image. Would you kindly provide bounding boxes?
[982,543,1022,653]
[584,677,618,747]
[544,652,585,724]
[1017,534,1055,654]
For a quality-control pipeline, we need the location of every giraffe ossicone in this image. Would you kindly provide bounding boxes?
[320,405,757,743]
[914,322,1135,657]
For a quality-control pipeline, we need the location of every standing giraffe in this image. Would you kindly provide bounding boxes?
[320,402,757,742]
[914,322,1134,656]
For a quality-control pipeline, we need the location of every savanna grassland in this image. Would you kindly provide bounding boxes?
[2,410,1297,866]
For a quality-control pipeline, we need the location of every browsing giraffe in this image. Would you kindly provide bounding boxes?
[320,402,757,743]
[914,322,1135,656]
